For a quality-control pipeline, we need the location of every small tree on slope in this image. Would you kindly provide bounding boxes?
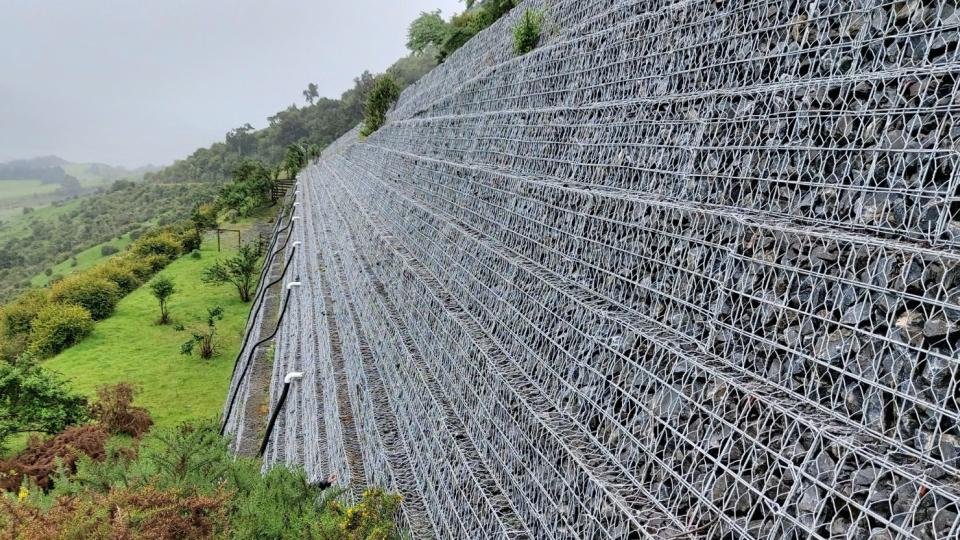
[201,242,262,302]
[149,275,176,325]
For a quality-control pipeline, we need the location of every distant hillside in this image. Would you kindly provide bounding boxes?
[0,156,155,187]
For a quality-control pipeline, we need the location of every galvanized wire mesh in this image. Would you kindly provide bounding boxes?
[227,0,960,538]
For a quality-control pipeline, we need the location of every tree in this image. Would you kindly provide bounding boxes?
[284,144,308,178]
[302,83,319,105]
[407,10,449,57]
[190,203,219,236]
[0,360,89,453]
[149,276,176,325]
[360,75,401,137]
[226,124,256,157]
[201,242,262,302]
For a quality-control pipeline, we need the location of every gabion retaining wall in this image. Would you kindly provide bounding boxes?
[225,1,960,538]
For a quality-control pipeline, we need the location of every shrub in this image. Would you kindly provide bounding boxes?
[1,484,231,539]
[180,307,224,360]
[49,274,121,320]
[88,383,153,438]
[0,333,29,363]
[190,249,202,260]
[91,259,142,294]
[513,9,543,55]
[0,425,108,492]
[1,421,404,538]
[134,231,182,259]
[0,360,89,453]
[114,253,154,281]
[144,253,173,273]
[0,289,50,338]
[28,304,95,357]
[360,75,401,137]
[99,245,120,257]
[178,230,202,253]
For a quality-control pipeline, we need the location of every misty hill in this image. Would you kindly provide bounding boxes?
[0,156,156,186]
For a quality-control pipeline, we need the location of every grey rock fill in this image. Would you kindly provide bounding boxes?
[224,1,960,538]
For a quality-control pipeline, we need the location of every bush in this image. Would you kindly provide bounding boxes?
[180,307,224,360]
[1,484,231,539]
[0,361,90,453]
[28,304,95,357]
[88,383,153,438]
[190,249,202,260]
[49,274,121,320]
[0,290,50,338]
[0,425,108,492]
[91,259,142,294]
[360,75,401,137]
[113,253,154,281]
[99,245,120,257]
[1,421,404,538]
[513,9,543,55]
[133,231,182,259]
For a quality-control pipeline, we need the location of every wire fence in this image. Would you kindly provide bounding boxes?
[231,0,960,538]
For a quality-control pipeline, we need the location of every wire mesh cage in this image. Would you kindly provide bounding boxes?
[224,0,960,538]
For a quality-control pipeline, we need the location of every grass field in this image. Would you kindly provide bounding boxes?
[44,235,255,429]
[0,179,60,200]
[31,234,135,287]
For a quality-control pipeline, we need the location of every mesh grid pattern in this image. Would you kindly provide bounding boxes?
[225,0,960,537]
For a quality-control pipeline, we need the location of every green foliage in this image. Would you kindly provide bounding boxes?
[190,202,219,235]
[180,306,224,360]
[201,242,262,302]
[0,290,49,339]
[133,231,182,260]
[49,274,121,321]
[90,258,143,294]
[28,304,95,357]
[219,159,274,217]
[407,0,517,61]
[513,9,543,54]
[148,275,176,325]
[45,235,259,431]
[0,182,215,303]
[0,360,88,452]
[99,244,119,257]
[360,75,402,138]
[407,10,448,54]
[284,143,308,178]
[14,421,405,538]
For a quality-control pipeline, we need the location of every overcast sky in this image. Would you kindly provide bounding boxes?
[0,0,460,168]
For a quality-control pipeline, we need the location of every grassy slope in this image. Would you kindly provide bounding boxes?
[31,234,135,287]
[0,179,60,200]
[44,235,253,429]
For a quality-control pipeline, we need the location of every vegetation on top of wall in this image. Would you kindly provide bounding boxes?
[513,9,544,55]
[360,75,402,137]
[408,0,518,62]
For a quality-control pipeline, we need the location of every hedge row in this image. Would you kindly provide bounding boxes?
[0,222,201,360]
